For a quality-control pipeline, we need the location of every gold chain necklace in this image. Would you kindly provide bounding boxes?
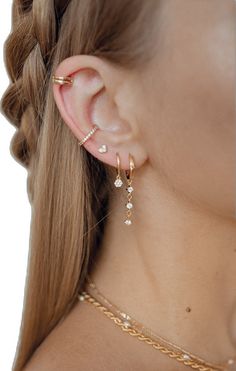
[77,275,236,371]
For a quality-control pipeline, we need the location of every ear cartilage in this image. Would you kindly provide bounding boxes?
[98,144,108,153]
[52,75,74,85]
[78,125,99,146]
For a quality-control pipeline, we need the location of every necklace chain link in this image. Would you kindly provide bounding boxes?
[77,276,235,371]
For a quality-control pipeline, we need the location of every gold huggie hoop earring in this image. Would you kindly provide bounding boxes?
[78,125,99,146]
[52,75,74,85]
[114,153,123,187]
[124,154,135,226]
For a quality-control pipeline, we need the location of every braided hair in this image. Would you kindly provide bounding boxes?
[1,0,157,369]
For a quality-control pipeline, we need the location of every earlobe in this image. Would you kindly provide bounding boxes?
[52,55,148,170]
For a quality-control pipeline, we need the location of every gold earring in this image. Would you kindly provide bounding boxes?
[98,144,108,153]
[78,125,99,146]
[124,153,135,226]
[52,75,98,146]
[52,75,74,85]
[114,152,123,187]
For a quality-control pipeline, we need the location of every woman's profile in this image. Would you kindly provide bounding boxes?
[1,0,236,370]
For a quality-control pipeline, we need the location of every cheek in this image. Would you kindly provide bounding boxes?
[142,1,236,217]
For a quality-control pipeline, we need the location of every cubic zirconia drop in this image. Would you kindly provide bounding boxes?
[127,186,133,193]
[114,178,123,187]
[126,202,133,209]
[124,219,132,225]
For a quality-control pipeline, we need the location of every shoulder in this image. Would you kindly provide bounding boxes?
[22,295,175,371]
[23,299,114,371]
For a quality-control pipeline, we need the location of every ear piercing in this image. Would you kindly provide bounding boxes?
[98,144,108,153]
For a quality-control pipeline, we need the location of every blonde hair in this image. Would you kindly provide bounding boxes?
[1,0,157,369]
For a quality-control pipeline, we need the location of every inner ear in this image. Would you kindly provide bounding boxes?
[90,86,131,136]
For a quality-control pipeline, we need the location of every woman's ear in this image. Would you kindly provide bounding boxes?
[52,55,147,170]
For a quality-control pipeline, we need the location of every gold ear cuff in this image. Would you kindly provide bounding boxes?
[52,75,74,85]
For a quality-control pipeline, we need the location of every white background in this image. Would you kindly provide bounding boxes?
[0,1,31,370]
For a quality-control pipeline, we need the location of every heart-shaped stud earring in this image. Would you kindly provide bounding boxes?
[98,144,108,153]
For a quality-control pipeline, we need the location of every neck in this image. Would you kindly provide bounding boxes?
[88,163,236,364]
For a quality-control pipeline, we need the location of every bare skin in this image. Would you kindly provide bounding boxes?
[24,0,236,370]
[23,297,184,371]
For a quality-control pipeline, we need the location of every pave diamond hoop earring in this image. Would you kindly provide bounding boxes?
[78,125,99,146]
[124,154,135,226]
[114,152,123,188]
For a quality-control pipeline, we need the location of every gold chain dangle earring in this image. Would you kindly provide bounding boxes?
[124,153,135,226]
[114,152,123,187]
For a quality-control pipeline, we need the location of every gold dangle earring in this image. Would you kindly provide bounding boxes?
[114,152,123,188]
[124,153,135,226]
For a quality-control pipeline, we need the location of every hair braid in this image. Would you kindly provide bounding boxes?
[2,0,57,173]
[1,1,157,369]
